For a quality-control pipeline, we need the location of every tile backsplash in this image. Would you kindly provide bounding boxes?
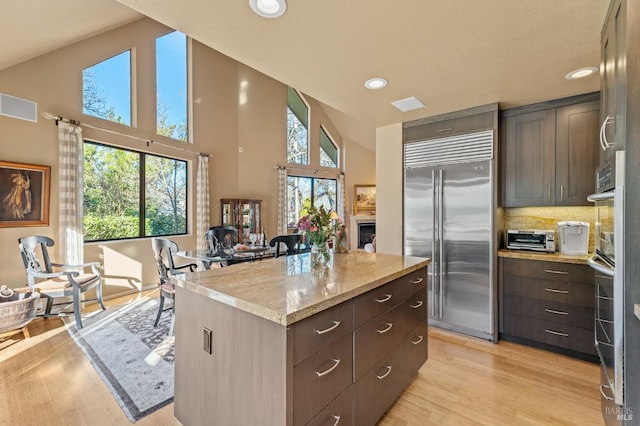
[504,206,596,252]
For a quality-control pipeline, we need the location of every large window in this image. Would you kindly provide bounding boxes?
[287,87,309,165]
[287,176,337,229]
[156,31,188,141]
[83,141,187,242]
[83,50,131,125]
[320,126,338,168]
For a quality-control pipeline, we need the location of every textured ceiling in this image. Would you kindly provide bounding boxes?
[0,0,140,71]
[1,0,609,149]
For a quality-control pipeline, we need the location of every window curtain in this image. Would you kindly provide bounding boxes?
[337,173,346,220]
[196,155,210,250]
[277,166,288,235]
[58,121,84,266]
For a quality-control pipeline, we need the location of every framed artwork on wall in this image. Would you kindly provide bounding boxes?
[354,184,376,215]
[0,161,51,228]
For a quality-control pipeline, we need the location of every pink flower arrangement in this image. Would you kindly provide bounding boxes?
[296,204,342,247]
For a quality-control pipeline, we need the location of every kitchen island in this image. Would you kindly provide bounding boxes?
[172,251,430,426]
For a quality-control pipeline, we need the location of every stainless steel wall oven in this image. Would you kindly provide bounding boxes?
[588,151,625,424]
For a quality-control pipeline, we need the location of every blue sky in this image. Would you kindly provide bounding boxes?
[83,31,186,130]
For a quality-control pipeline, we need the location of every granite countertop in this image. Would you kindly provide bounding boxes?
[172,251,430,326]
[498,249,589,265]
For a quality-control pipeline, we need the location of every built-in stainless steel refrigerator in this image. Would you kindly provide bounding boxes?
[404,130,496,341]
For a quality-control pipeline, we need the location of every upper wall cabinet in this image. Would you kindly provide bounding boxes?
[502,94,600,207]
[600,0,626,165]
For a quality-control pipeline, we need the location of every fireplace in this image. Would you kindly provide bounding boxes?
[357,222,376,249]
[349,214,376,250]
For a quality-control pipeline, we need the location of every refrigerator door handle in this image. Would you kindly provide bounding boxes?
[431,169,437,317]
[438,168,445,320]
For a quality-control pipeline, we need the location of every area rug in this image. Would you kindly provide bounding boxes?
[65,297,174,422]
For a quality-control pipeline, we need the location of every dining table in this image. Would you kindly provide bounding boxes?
[177,245,275,269]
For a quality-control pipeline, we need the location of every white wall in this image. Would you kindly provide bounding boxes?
[375,123,403,255]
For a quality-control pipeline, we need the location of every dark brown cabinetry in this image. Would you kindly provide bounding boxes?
[403,105,496,143]
[502,94,600,207]
[291,266,428,425]
[499,258,596,359]
[600,0,626,165]
[352,267,427,425]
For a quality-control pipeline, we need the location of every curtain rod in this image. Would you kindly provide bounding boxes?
[41,112,210,158]
[275,165,344,176]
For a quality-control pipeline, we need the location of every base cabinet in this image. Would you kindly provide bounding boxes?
[291,267,427,425]
[499,257,596,358]
[295,267,427,425]
[175,266,428,426]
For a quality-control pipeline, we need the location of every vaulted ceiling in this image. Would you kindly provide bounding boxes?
[1,0,608,149]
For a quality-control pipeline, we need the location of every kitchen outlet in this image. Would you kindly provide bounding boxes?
[203,328,212,354]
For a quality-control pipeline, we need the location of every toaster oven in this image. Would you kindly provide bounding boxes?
[506,229,555,252]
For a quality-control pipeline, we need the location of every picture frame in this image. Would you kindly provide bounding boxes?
[354,184,376,215]
[0,161,51,228]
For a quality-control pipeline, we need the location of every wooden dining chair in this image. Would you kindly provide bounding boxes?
[17,235,106,329]
[151,238,197,333]
[269,234,302,258]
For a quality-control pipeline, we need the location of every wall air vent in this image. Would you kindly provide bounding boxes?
[0,93,37,122]
[404,129,493,168]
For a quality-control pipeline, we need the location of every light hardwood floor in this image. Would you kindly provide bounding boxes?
[0,291,603,425]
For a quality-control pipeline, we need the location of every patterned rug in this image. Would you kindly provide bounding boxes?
[65,297,174,422]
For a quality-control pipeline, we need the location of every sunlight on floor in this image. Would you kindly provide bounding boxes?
[0,289,158,363]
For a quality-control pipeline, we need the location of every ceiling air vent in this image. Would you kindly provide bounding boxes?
[0,93,37,122]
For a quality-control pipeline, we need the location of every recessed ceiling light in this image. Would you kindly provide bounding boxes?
[391,96,426,112]
[249,0,287,18]
[364,78,388,90]
[565,67,598,80]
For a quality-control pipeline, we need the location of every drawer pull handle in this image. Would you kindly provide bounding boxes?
[545,288,569,294]
[411,335,424,345]
[410,277,424,284]
[376,365,393,380]
[377,323,394,334]
[331,415,341,426]
[437,128,453,133]
[545,329,569,337]
[545,308,568,316]
[315,358,341,377]
[410,300,424,309]
[375,294,393,303]
[544,269,569,275]
[600,384,614,401]
[315,320,341,335]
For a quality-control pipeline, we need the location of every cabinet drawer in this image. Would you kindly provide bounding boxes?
[502,276,594,307]
[354,280,402,328]
[502,258,595,284]
[354,303,406,380]
[404,290,427,333]
[503,315,595,355]
[306,385,353,426]
[503,294,594,329]
[395,268,427,302]
[293,334,353,426]
[293,301,353,365]
[404,321,428,380]
[354,347,405,426]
